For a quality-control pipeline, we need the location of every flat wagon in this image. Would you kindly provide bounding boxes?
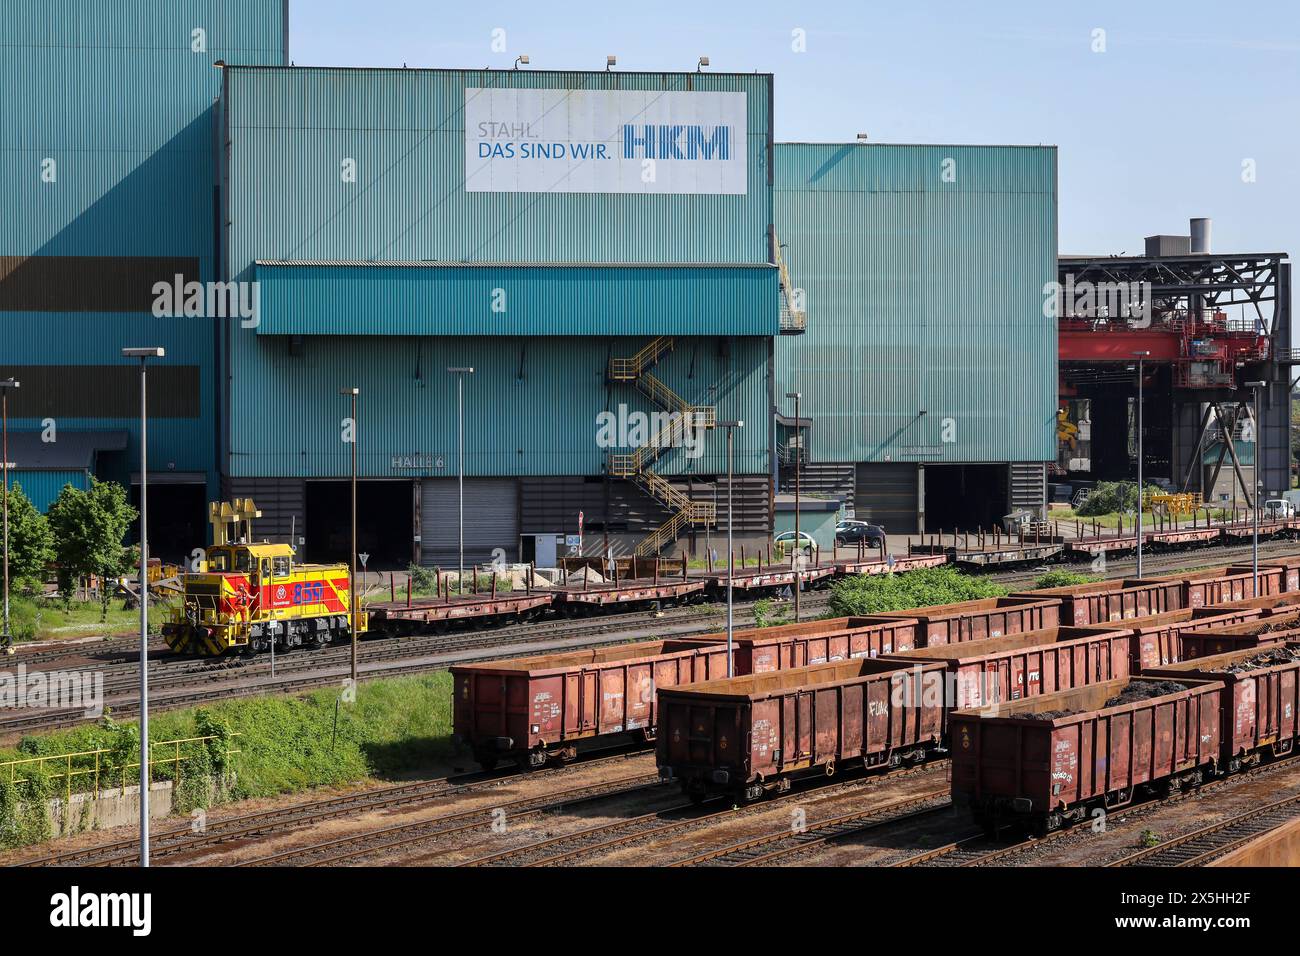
[1147,642,1300,773]
[949,677,1225,835]
[875,595,1061,646]
[656,658,948,803]
[880,626,1131,710]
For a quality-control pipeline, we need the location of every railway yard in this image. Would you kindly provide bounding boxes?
[8,532,1300,872]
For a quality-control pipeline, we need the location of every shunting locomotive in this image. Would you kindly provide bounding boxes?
[162,499,367,656]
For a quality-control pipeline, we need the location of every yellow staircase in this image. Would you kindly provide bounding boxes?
[775,230,806,333]
[606,337,717,556]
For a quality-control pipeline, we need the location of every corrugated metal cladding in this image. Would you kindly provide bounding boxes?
[774,143,1058,465]
[420,478,519,566]
[226,335,770,479]
[1,0,286,498]
[221,66,773,277]
[254,262,778,337]
[8,471,90,512]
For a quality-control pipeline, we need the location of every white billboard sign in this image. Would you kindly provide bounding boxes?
[464,88,747,195]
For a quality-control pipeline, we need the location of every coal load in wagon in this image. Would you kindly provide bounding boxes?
[1223,645,1300,673]
[1104,680,1187,707]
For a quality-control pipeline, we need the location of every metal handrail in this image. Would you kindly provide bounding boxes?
[0,733,242,803]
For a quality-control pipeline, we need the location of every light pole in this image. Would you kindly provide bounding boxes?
[1246,380,1267,596]
[123,347,164,868]
[1132,352,1149,578]
[447,368,474,595]
[0,379,18,655]
[719,421,743,677]
[785,392,802,620]
[339,387,359,683]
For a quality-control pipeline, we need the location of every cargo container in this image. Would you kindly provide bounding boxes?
[950,677,1225,835]
[657,658,948,802]
[1179,613,1300,661]
[672,615,921,671]
[875,596,1061,646]
[1147,643,1300,772]
[452,640,731,769]
[1075,607,1268,671]
[880,626,1130,710]
[452,616,920,769]
[1012,579,1183,626]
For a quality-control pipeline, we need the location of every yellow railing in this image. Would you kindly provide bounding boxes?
[775,231,806,332]
[608,336,674,381]
[0,733,242,804]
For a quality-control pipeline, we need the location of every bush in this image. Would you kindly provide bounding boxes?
[1076,481,1164,516]
[1033,570,1100,589]
[828,566,1008,616]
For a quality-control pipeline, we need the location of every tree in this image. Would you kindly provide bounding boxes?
[47,478,138,618]
[1,483,55,594]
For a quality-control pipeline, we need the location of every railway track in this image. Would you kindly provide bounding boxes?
[16,752,650,867]
[5,540,1297,739]
[1109,792,1300,867]
[234,771,665,867]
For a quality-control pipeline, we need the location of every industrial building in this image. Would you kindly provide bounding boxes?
[2,0,1288,568]
[1055,223,1292,508]
[1,0,287,559]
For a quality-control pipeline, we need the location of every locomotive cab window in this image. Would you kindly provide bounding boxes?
[272,556,291,577]
[208,550,230,572]
[234,550,254,574]
[261,559,271,579]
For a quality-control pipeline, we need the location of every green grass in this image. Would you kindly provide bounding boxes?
[0,671,458,848]
[8,597,164,643]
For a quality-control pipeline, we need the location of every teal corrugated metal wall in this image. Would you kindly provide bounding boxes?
[254,262,778,337]
[222,67,773,275]
[774,143,1057,464]
[9,471,89,512]
[223,66,775,479]
[1,0,286,497]
[227,335,770,478]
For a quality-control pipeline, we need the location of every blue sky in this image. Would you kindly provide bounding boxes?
[290,0,1298,260]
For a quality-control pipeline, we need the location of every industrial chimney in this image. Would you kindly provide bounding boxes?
[1190,217,1212,254]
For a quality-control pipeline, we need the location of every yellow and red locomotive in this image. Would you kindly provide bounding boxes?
[162,500,367,656]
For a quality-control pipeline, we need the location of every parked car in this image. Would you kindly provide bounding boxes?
[772,530,817,556]
[1264,499,1296,520]
[835,522,885,548]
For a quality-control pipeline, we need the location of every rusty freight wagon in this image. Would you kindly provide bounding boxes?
[1075,606,1268,671]
[1178,613,1300,661]
[880,626,1131,710]
[656,658,948,803]
[1146,565,1289,608]
[452,640,731,770]
[1012,578,1186,627]
[673,616,922,672]
[452,617,921,770]
[875,595,1061,646]
[1147,643,1300,773]
[949,677,1225,836]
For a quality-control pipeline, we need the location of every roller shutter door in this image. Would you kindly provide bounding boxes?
[420,478,519,567]
[854,463,918,535]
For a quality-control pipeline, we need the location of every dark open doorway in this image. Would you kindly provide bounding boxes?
[130,482,207,565]
[304,479,413,570]
[924,464,1009,532]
